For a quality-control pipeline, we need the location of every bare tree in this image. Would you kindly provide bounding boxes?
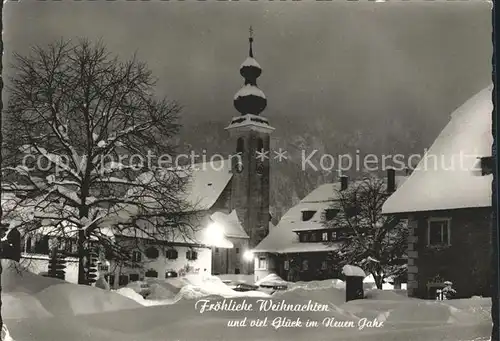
[0,0,4,337]
[1,39,198,285]
[324,175,408,289]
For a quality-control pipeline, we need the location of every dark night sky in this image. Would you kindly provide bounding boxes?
[3,1,492,128]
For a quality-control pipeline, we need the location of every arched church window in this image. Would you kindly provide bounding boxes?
[236,138,245,154]
[257,138,264,152]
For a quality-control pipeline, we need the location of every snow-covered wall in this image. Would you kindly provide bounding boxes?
[110,245,212,287]
[20,253,79,284]
[20,244,213,287]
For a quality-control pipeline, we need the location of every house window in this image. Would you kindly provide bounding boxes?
[322,232,328,241]
[186,250,198,260]
[310,232,319,242]
[284,260,290,270]
[145,269,158,278]
[166,249,178,260]
[129,274,139,282]
[235,268,240,274]
[59,238,77,255]
[481,156,493,176]
[145,247,159,259]
[22,236,33,253]
[131,251,142,262]
[165,271,178,278]
[70,240,78,255]
[302,210,316,221]
[299,233,308,242]
[321,261,327,270]
[331,231,338,241]
[427,218,451,246]
[324,209,339,221]
[257,256,267,269]
[302,260,309,271]
[118,275,129,287]
[345,205,359,218]
[236,248,240,254]
[34,235,49,254]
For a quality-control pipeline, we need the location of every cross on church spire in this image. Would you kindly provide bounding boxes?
[249,26,254,58]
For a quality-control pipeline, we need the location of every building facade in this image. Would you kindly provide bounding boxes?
[382,85,493,299]
[13,31,274,287]
[253,169,407,283]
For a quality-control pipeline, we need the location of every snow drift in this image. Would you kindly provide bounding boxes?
[2,261,141,318]
[117,273,270,306]
[2,272,491,341]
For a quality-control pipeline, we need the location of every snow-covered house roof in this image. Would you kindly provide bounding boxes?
[382,85,493,214]
[253,183,344,253]
[253,176,407,254]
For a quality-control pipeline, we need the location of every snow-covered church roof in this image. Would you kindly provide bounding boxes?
[117,158,234,216]
[382,85,493,214]
[182,159,233,211]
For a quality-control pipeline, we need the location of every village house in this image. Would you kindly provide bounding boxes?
[11,31,275,287]
[252,169,407,283]
[382,85,493,299]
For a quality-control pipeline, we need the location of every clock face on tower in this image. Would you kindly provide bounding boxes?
[256,163,264,175]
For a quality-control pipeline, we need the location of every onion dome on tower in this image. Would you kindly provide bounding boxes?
[234,27,267,116]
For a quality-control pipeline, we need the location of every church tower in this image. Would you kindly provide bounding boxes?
[226,28,274,253]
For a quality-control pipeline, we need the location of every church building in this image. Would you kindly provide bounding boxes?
[13,30,275,287]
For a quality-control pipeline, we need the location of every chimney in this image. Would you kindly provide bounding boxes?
[340,175,348,191]
[387,168,396,193]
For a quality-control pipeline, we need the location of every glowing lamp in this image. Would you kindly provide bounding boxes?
[205,222,225,247]
[243,250,254,262]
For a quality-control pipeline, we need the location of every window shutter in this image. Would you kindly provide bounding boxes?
[145,247,159,259]
[145,269,158,278]
[167,249,178,260]
[186,250,198,260]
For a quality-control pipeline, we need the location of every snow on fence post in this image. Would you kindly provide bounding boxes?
[342,265,366,302]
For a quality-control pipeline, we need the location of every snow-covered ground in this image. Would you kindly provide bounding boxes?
[2,264,491,341]
[115,273,270,306]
